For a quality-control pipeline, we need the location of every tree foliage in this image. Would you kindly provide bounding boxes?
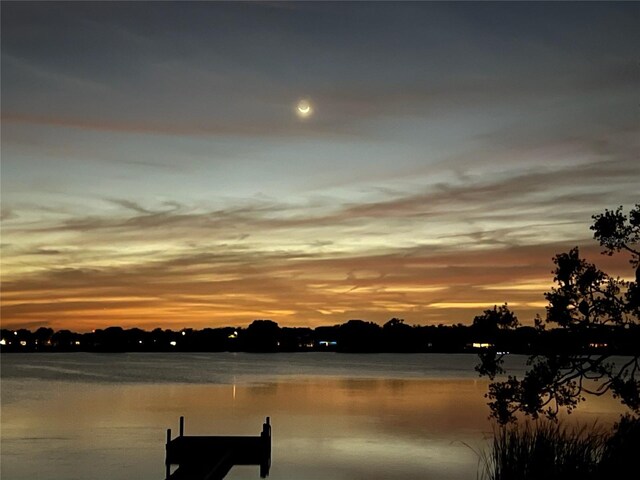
[473,304,520,332]
[477,205,640,424]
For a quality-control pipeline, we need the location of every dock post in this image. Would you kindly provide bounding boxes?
[260,416,271,477]
[179,416,184,437]
[165,428,171,480]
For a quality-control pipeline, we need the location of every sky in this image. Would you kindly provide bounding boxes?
[1,1,639,332]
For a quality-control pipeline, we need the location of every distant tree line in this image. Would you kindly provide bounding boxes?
[1,316,638,354]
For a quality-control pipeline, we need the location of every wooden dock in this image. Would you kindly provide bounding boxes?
[165,416,271,480]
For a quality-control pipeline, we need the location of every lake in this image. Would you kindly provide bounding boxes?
[0,353,626,480]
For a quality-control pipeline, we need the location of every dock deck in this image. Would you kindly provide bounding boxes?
[165,416,271,480]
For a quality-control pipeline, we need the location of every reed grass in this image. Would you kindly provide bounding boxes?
[479,415,639,480]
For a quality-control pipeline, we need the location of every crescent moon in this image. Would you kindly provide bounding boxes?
[296,100,313,117]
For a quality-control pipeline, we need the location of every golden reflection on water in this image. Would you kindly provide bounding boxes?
[1,376,626,480]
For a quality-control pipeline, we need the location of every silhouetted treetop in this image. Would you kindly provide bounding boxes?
[472,304,519,332]
[591,204,640,264]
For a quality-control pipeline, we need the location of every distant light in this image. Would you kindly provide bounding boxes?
[13,331,18,336]
[20,340,27,347]
[181,331,186,336]
[0,339,6,346]
[170,341,177,346]
[472,342,493,349]
[74,341,81,345]
[139,340,143,344]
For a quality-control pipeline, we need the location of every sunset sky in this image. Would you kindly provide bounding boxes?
[2,2,639,331]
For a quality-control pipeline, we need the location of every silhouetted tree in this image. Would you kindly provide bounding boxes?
[279,327,313,351]
[477,205,640,424]
[383,318,418,352]
[473,304,519,333]
[243,320,280,352]
[338,319,382,352]
[51,329,77,350]
[474,304,520,376]
[313,325,339,350]
[93,326,128,351]
[472,304,519,352]
[192,327,237,351]
[34,327,54,346]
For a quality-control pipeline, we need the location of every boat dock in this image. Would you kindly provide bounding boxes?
[165,416,271,480]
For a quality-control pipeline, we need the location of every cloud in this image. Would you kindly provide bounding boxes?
[107,198,157,215]
[1,230,633,331]
[2,153,635,295]
[1,207,18,221]
[7,152,633,242]
[0,112,362,139]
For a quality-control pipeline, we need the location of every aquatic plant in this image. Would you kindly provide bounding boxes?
[479,416,640,480]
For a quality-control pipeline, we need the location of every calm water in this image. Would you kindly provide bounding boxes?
[0,353,626,480]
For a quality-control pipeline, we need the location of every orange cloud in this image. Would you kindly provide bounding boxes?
[1,237,633,332]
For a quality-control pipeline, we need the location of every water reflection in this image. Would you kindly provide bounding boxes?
[1,356,627,480]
